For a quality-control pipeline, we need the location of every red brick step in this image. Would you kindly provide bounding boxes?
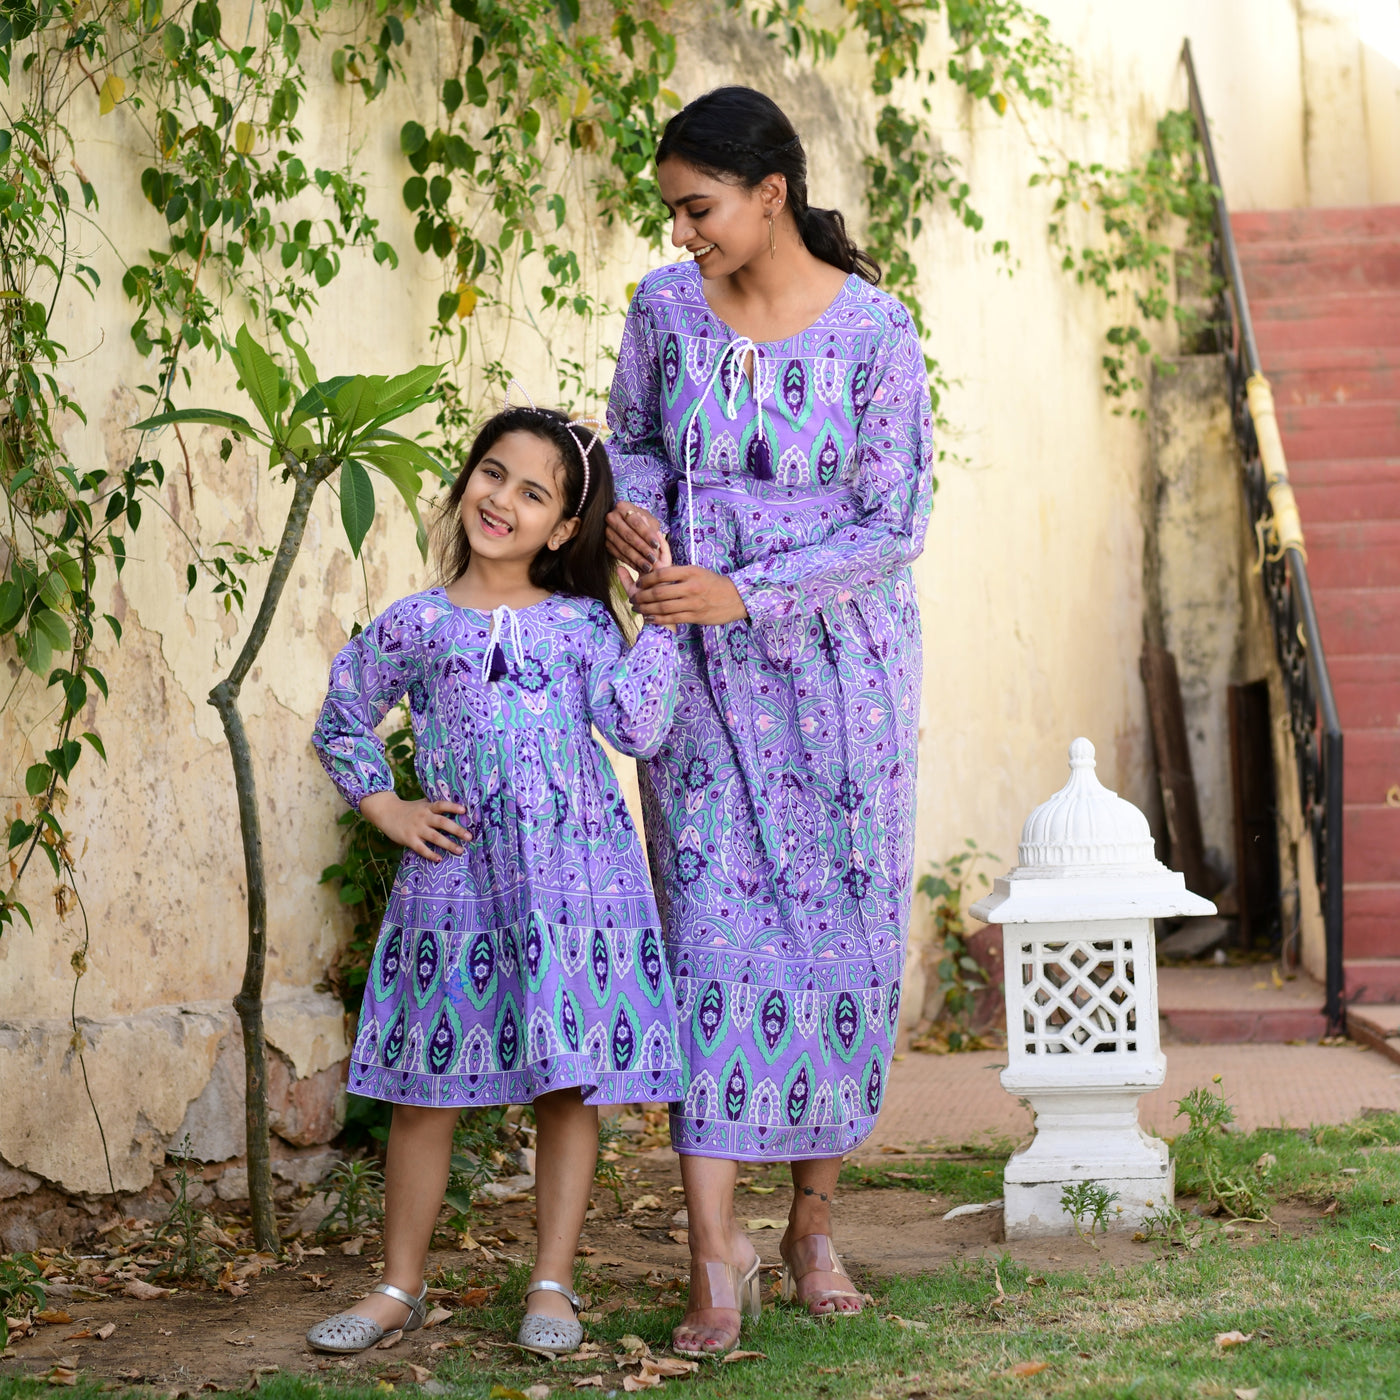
[1237,237,1400,299]
[1331,656,1400,731]
[1306,525,1400,588]
[1233,206,1400,242]
[1290,460,1400,522]
[1342,888,1400,959]
[1312,586,1400,655]
[1277,401,1400,461]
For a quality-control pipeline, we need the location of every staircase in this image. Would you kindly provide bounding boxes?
[1234,206,1400,1039]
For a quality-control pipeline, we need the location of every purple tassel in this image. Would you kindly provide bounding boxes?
[488,642,508,683]
[748,437,774,481]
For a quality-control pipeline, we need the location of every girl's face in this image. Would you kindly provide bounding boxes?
[658,157,784,279]
[459,430,579,564]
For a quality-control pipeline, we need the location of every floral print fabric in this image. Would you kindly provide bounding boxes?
[608,263,935,1160]
[312,589,686,1108]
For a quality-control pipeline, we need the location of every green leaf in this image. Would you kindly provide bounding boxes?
[337,883,365,905]
[400,120,427,154]
[230,324,284,435]
[442,78,463,114]
[32,608,71,655]
[25,763,51,797]
[281,327,320,390]
[465,65,487,106]
[82,732,107,762]
[339,458,375,556]
[133,406,258,435]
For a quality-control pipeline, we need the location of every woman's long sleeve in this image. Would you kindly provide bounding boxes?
[729,315,936,624]
[606,292,674,532]
[585,614,679,760]
[312,602,420,809]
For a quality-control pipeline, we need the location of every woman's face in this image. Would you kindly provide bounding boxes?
[459,430,578,564]
[658,157,783,279]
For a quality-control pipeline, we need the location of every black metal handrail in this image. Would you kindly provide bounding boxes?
[1181,38,1345,1034]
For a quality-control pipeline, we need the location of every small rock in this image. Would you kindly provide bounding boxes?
[289,1191,335,1237]
[216,1169,249,1202]
[272,1147,342,1187]
[0,1162,41,1200]
[475,1174,535,1202]
[1,1217,40,1254]
[671,1209,689,1228]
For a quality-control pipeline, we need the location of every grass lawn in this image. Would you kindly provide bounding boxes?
[4,1110,1399,1400]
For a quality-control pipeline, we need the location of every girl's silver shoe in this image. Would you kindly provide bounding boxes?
[517,1278,583,1354]
[306,1281,429,1354]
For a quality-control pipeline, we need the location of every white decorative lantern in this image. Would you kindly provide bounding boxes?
[970,738,1216,1238]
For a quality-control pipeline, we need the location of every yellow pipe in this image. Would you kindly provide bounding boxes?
[1246,372,1308,560]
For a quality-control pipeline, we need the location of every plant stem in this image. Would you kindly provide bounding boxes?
[207,464,325,1252]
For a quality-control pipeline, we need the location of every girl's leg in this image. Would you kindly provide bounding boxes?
[527,1088,598,1322]
[674,1154,759,1353]
[783,1156,861,1315]
[346,1104,459,1329]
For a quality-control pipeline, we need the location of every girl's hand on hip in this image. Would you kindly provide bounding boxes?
[607,502,665,573]
[631,566,748,625]
[358,793,471,861]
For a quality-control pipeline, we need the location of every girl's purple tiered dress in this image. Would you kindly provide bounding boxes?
[312,589,686,1109]
[608,263,935,1160]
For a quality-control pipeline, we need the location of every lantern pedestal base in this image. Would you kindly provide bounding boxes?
[1001,1081,1173,1239]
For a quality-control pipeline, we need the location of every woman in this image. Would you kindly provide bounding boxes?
[606,87,935,1355]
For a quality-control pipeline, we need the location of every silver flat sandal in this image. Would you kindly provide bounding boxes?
[517,1278,583,1354]
[306,1281,429,1354]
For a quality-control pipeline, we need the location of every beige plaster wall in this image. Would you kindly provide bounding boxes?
[1,0,1391,1195]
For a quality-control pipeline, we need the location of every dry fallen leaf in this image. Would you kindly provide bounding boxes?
[573,1378,605,1390]
[640,1358,698,1378]
[122,1281,175,1301]
[1026,1276,1046,1287]
[575,1245,596,1257]
[1370,1243,1392,1254]
[880,1145,908,1154]
[377,1331,403,1349]
[667,1229,689,1246]
[888,1315,929,1332]
[523,1386,550,1400]
[628,1195,663,1214]
[1215,1331,1254,1349]
[1233,1389,1260,1399]
[341,1237,366,1257]
[37,1310,73,1325]
[622,1374,662,1392]
[745,1218,785,1231]
[996,1361,1049,1378]
[45,1367,78,1387]
[721,1351,767,1363]
[423,1307,453,1328]
[617,1334,652,1357]
[405,1364,432,1384]
[95,1322,116,1341]
[747,1185,777,1195]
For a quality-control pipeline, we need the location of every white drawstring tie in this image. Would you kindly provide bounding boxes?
[680,337,772,563]
[480,604,525,684]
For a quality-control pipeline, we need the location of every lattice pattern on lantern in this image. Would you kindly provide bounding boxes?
[1014,937,1138,1054]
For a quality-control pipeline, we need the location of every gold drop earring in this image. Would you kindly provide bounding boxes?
[768,208,778,259]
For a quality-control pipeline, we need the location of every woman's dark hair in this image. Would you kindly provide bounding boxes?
[433,406,621,622]
[656,86,880,286]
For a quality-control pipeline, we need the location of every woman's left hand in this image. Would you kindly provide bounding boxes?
[631,566,749,625]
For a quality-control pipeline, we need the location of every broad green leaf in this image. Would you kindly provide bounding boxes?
[281,327,320,389]
[231,324,284,435]
[339,458,375,556]
[98,73,125,115]
[360,449,427,558]
[289,375,354,431]
[133,406,259,436]
[24,763,51,797]
[32,608,71,654]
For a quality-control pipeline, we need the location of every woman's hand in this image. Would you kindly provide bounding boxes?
[607,501,666,573]
[631,566,748,626]
[358,793,471,862]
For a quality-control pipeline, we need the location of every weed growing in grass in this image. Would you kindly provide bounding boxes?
[317,1159,385,1239]
[1059,1180,1120,1247]
[0,1254,44,1347]
[1173,1078,1273,1221]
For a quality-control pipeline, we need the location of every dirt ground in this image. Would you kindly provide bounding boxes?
[0,1144,1319,1393]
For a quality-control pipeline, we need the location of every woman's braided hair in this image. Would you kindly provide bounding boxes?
[656,87,880,286]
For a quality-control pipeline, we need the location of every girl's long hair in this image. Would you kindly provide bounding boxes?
[656,85,881,286]
[433,406,621,623]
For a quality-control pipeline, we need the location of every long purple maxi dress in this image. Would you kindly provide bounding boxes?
[312,590,686,1109]
[608,262,935,1160]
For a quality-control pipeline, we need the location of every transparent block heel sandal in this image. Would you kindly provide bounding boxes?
[672,1254,763,1358]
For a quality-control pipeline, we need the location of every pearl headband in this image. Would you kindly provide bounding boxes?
[503,379,603,516]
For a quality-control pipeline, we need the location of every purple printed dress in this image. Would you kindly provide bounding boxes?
[608,263,935,1160]
[312,589,686,1108]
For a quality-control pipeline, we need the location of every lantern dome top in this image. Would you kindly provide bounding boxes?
[1017,738,1156,872]
[970,737,1217,925]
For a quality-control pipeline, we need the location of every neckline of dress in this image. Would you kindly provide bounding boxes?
[432,586,557,617]
[686,262,859,348]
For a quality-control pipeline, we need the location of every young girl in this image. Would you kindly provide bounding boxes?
[306,403,684,1356]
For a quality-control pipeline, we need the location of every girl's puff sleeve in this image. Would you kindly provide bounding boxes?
[606,286,673,532]
[584,608,678,760]
[730,305,936,624]
[312,599,421,809]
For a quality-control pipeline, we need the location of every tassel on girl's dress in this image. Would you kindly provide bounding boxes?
[487,642,509,682]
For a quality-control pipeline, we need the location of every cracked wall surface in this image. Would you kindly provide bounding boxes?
[2,1,1393,1194]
